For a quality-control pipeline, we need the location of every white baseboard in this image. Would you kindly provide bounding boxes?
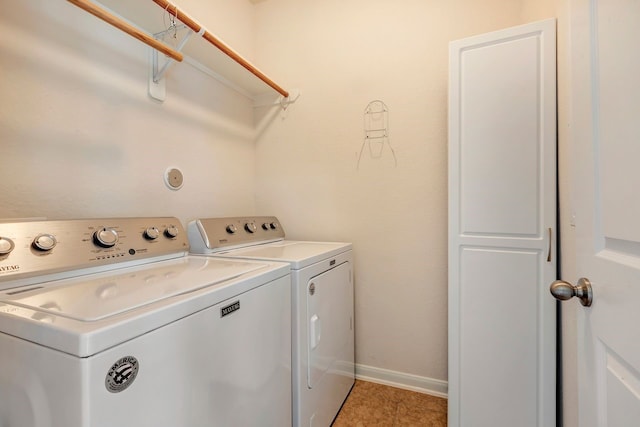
[355,364,448,399]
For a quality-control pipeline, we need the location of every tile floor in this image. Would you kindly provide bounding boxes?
[332,380,447,426]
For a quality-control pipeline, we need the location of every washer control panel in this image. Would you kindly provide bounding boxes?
[0,217,188,287]
[189,216,285,253]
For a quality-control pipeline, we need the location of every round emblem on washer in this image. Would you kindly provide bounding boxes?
[105,356,139,393]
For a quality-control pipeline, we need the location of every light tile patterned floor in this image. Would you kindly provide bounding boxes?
[332,380,447,427]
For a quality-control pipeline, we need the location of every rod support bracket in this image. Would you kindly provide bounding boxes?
[149,25,193,101]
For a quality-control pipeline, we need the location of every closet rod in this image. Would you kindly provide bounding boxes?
[67,0,183,62]
[151,0,289,98]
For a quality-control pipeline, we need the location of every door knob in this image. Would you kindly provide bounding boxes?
[549,278,593,307]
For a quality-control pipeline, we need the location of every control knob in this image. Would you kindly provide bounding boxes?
[226,224,238,234]
[0,237,15,255]
[244,222,257,233]
[262,223,270,230]
[144,227,160,240]
[33,234,57,251]
[94,227,119,248]
[164,225,179,239]
[270,222,279,230]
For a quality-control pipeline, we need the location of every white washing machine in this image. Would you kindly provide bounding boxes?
[188,216,355,427]
[0,217,291,427]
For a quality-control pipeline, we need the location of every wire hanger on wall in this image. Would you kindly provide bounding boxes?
[357,100,397,169]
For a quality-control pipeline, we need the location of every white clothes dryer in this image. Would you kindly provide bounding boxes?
[0,217,291,427]
[188,216,355,427]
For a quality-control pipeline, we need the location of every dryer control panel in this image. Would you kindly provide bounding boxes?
[0,217,188,289]
[189,216,285,253]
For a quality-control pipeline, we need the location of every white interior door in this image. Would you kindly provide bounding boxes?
[567,0,640,425]
[448,19,557,427]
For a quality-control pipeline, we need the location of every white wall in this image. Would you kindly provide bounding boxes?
[252,0,529,392]
[2,0,578,413]
[0,0,258,224]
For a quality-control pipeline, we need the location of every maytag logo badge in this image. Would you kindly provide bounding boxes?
[0,265,20,275]
[221,301,240,318]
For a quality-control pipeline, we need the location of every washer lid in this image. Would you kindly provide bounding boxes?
[0,257,264,322]
[215,241,352,269]
[0,256,289,357]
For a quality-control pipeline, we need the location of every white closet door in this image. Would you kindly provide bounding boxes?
[448,19,557,427]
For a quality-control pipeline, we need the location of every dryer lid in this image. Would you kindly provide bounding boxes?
[215,241,352,269]
[0,256,263,322]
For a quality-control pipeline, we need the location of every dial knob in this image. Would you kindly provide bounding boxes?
[262,223,270,230]
[164,225,179,239]
[94,227,119,248]
[144,227,160,240]
[244,222,257,233]
[0,237,15,255]
[33,234,57,251]
[270,222,279,230]
[226,224,238,234]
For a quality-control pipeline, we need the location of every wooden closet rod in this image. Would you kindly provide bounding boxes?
[67,0,183,62]
[151,0,289,98]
